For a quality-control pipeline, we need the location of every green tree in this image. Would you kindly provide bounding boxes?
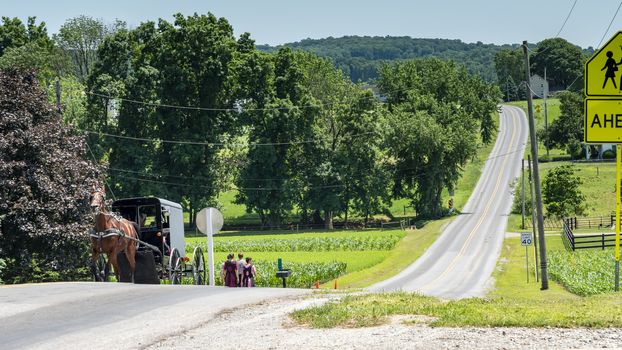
[494,49,523,101]
[0,41,72,83]
[530,38,585,88]
[297,52,390,228]
[542,165,585,219]
[380,58,495,218]
[86,13,242,225]
[0,69,100,283]
[0,16,51,57]
[55,16,125,82]
[236,48,319,228]
[494,49,523,84]
[541,91,583,152]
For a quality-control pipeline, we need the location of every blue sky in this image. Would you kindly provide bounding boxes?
[2,0,620,48]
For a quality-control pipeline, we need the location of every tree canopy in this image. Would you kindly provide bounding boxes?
[0,69,100,283]
[530,38,586,89]
[379,58,500,217]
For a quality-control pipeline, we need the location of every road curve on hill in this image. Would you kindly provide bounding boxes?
[370,105,529,299]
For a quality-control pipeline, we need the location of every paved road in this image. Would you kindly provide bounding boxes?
[370,105,529,299]
[0,282,307,350]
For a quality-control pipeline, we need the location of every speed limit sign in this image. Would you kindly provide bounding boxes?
[521,232,533,246]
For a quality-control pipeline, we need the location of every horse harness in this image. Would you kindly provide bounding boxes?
[90,212,161,254]
[90,212,129,253]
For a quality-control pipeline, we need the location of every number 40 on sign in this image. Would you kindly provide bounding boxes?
[521,232,533,246]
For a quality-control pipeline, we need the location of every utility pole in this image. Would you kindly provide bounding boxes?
[55,79,61,112]
[523,41,548,290]
[521,158,525,229]
[544,67,549,158]
[528,155,539,282]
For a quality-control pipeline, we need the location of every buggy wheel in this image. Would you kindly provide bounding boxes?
[192,246,206,285]
[169,248,183,285]
[93,254,108,282]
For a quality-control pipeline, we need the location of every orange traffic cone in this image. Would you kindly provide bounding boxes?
[315,280,320,289]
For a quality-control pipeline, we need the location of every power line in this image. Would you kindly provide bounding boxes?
[597,0,622,48]
[110,172,345,191]
[555,0,579,37]
[86,91,323,112]
[83,129,376,147]
[102,144,525,190]
[85,141,117,201]
[86,84,428,114]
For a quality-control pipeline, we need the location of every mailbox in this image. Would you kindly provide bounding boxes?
[276,269,292,288]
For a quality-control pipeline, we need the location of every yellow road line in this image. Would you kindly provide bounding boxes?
[419,106,518,291]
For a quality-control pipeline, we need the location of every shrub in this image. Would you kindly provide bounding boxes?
[603,149,616,159]
[542,165,585,219]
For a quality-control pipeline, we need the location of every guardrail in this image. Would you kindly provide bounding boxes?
[563,217,620,251]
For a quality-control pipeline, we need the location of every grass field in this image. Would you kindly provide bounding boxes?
[291,233,622,328]
[508,161,616,232]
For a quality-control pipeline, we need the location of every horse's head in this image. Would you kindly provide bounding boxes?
[89,184,106,214]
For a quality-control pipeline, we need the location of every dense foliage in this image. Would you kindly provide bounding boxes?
[0,69,100,283]
[379,58,500,217]
[542,165,585,219]
[258,36,515,82]
[530,38,586,90]
[540,91,584,155]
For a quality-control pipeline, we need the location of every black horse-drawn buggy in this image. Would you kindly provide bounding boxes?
[90,196,206,285]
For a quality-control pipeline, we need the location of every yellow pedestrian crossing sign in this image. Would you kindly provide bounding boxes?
[585,31,622,97]
[584,30,622,292]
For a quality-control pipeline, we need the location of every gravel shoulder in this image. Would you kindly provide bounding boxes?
[147,292,622,350]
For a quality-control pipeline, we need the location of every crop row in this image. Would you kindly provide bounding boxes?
[548,249,616,296]
[210,260,347,288]
[205,235,402,252]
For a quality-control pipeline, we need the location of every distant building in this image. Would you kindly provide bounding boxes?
[529,74,549,98]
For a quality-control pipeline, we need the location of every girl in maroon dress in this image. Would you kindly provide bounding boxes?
[222,253,237,287]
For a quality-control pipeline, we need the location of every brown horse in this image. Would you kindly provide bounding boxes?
[89,185,138,282]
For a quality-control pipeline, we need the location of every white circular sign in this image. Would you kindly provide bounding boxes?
[196,207,224,235]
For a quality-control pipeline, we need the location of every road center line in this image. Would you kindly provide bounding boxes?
[419,106,518,291]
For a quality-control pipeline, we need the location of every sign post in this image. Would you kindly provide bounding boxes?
[584,31,622,291]
[521,232,533,283]
[617,147,621,291]
[196,207,224,286]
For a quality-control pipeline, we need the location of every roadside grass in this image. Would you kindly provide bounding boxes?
[507,161,616,232]
[291,234,622,328]
[328,219,450,289]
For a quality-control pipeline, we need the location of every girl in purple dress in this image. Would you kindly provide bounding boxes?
[222,253,237,287]
[242,257,256,287]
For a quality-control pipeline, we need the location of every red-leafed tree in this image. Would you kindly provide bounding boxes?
[0,69,100,283]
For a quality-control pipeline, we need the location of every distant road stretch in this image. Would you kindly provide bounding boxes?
[370,105,528,299]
